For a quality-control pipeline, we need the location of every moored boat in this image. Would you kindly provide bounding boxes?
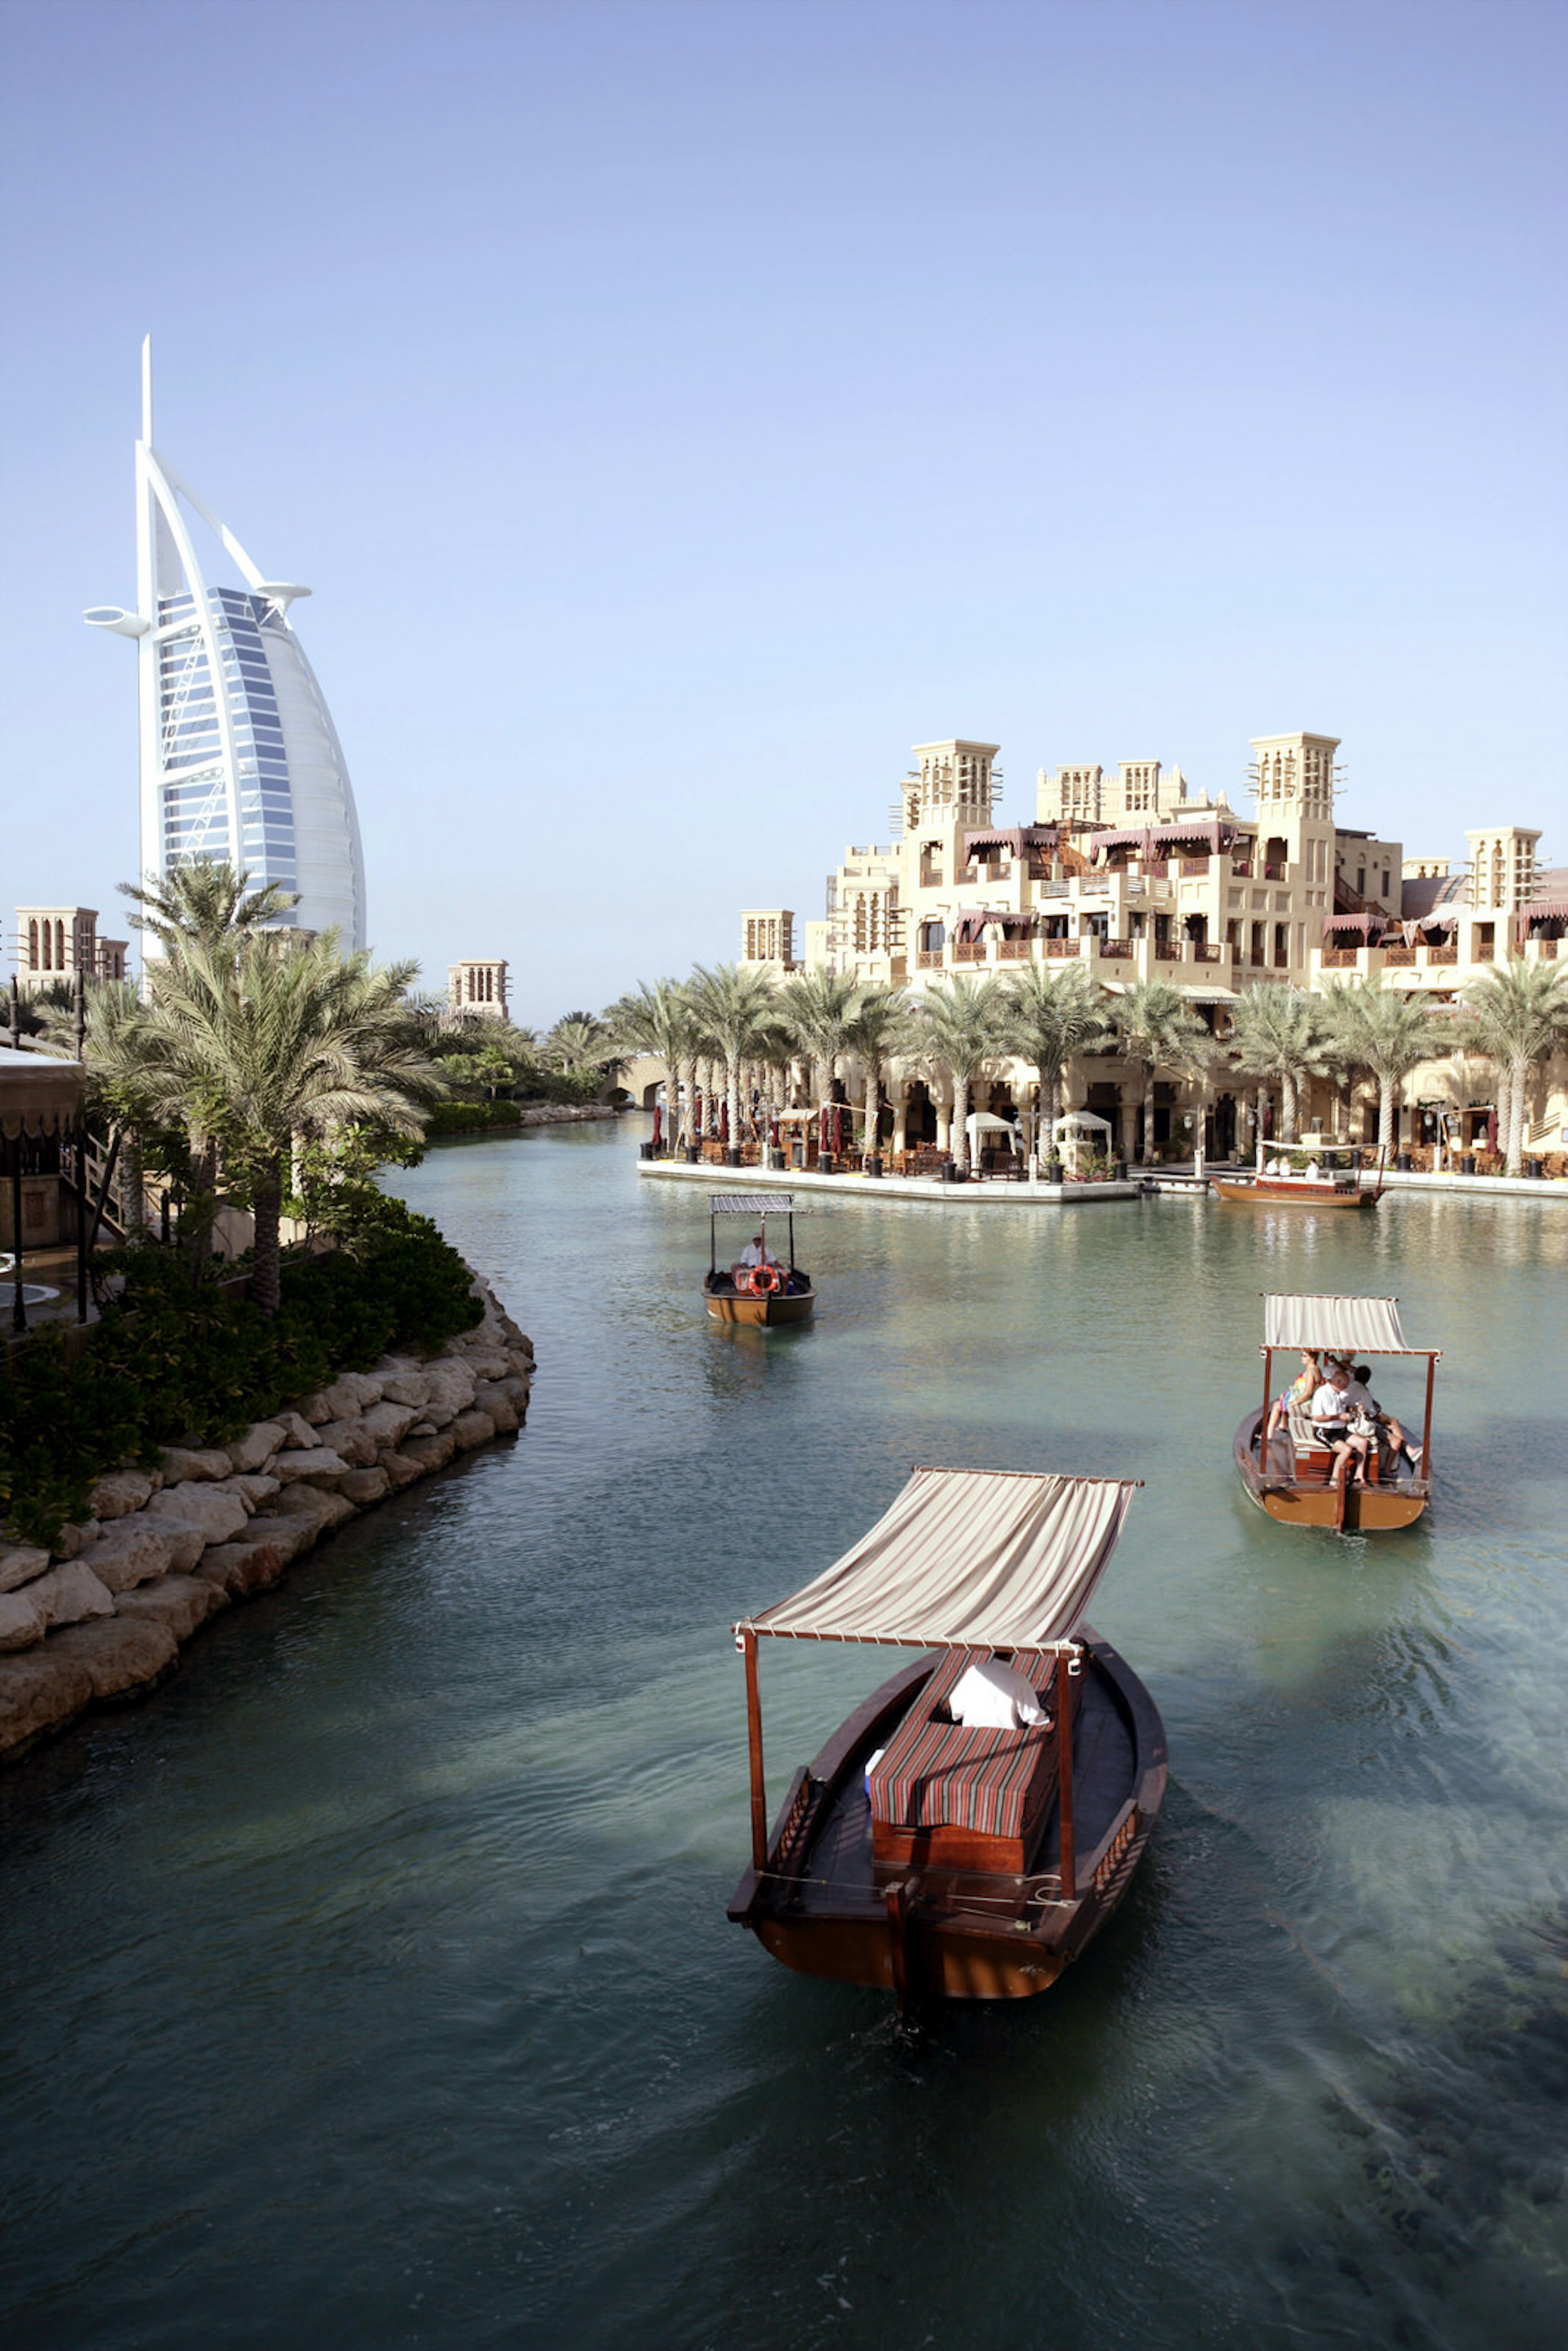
[1212,1142,1384,1211]
[1235,1292,1440,1531]
[727,1466,1166,2013]
[702,1192,815,1325]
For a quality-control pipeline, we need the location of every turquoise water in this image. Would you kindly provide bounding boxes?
[2,1122,1565,2349]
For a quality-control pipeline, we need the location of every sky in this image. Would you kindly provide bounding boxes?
[1,0,1564,1022]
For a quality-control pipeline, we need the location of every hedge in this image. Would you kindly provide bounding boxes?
[0,1196,483,1547]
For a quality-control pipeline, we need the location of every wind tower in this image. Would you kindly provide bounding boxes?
[85,339,367,950]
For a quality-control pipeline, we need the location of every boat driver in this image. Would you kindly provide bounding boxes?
[1310,1362,1372,1487]
[737,1231,780,1270]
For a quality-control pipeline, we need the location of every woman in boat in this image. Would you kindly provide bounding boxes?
[1265,1348,1322,1445]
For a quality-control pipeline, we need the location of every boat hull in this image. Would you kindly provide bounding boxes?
[704,1284,815,1326]
[728,1634,1165,2005]
[1234,1407,1429,1530]
[1212,1177,1376,1211]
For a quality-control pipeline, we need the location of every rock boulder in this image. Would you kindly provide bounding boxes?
[114,1574,219,1641]
[47,1616,179,1701]
[0,1589,47,1653]
[89,1469,158,1520]
[221,1473,281,1514]
[194,1536,294,1597]
[272,1485,358,1538]
[81,1518,182,1594]
[226,1421,286,1475]
[272,1449,350,1489]
[376,1448,428,1492]
[318,1371,384,1419]
[358,1400,419,1449]
[0,1545,51,1595]
[28,1561,116,1627]
[338,1467,391,1507]
[316,1418,379,1470]
[160,1446,235,1485]
[147,1485,252,1546]
[0,1648,94,1757]
[399,1430,457,1474]
[450,1409,497,1453]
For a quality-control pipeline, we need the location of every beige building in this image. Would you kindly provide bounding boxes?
[740,909,797,969]
[13,906,129,991]
[713,728,1566,1162]
[447,958,509,1021]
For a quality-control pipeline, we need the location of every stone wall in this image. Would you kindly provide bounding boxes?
[0,1275,534,1764]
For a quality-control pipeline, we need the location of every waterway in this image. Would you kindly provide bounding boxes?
[2,1122,1565,2350]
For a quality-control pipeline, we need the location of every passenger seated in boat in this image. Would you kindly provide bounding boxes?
[1266,1349,1322,1445]
[1311,1363,1371,1487]
[1343,1364,1409,1460]
[1303,1157,1320,1180]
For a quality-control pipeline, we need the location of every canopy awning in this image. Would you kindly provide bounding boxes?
[966,1111,1021,1147]
[736,1467,1140,1649]
[962,825,1060,857]
[1401,913,1461,941]
[953,906,1033,942]
[1089,826,1151,856]
[1322,911,1387,938]
[1054,1110,1111,1134]
[1090,817,1240,861]
[709,1193,794,1214]
[1262,1293,1437,1357]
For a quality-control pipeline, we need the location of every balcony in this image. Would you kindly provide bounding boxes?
[1154,941,1179,962]
[952,942,986,964]
[916,948,944,970]
[1383,944,1416,965]
[998,938,1030,960]
[1428,944,1458,966]
[1192,942,1224,964]
[1179,857,1209,877]
[1097,938,1134,960]
[1321,947,1359,968]
[1044,937,1079,959]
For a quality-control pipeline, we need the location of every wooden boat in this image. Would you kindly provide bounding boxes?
[1235,1292,1440,1531]
[703,1192,815,1326]
[727,1467,1167,2014]
[1212,1142,1385,1211]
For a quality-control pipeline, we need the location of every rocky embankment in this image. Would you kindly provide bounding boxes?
[0,1277,533,1763]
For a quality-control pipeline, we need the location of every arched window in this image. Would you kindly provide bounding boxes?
[28,918,38,969]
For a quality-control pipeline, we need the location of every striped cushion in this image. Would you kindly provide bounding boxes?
[869,1648,1055,1841]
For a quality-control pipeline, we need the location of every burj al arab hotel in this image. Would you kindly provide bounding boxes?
[85,341,366,950]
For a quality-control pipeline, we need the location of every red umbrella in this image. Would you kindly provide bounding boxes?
[831,1104,843,1159]
[719,1099,729,1144]
[1487,1107,1498,1153]
[651,1104,662,1150]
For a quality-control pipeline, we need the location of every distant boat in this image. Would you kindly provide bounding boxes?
[1212,1142,1385,1211]
[702,1192,815,1326]
[727,1466,1166,2015]
[1235,1292,1439,1532]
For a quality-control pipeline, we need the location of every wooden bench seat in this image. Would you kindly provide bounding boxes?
[868,1647,1078,1874]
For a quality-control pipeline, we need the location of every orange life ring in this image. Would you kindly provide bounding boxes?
[745,1262,783,1296]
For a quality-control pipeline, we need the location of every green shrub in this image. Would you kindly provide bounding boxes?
[427,1099,526,1134]
[0,1196,482,1547]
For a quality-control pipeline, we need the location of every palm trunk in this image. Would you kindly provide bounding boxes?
[864,1065,879,1164]
[726,1054,742,1155]
[1141,1064,1156,1165]
[121,1130,148,1239]
[1254,1082,1268,1165]
[1378,1076,1395,1150]
[1038,1062,1060,1162]
[251,1159,284,1317]
[1282,1070,1299,1144]
[1507,1052,1528,1174]
[952,1073,971,1169]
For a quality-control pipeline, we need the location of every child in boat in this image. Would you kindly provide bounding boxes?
[1344,1365,1409,1460]
[1266,1349,1322,1444]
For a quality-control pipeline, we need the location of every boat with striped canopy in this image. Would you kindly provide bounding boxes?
[726,1466,1166,2012]
[1236,1292,1440,1530]
[702,1192,815,1325]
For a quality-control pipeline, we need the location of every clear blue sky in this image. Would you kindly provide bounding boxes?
[2,0,1563,1022]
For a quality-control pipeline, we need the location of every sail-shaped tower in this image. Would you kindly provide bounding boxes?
[85,341,367,950]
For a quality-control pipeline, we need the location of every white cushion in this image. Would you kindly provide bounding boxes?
[949,1658,1047,1730]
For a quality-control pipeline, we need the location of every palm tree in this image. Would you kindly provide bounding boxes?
[776,969,864,1153]
[605,978,702,1145]
[1323,980,1448,1151]
[544,1011,614,1077]
[998,963,1111,1157]
[689,963,780,1155]
[1226,985,1337,1149]
[844,985,913,1166]
[915,974,1004,1172]
[1111,979,1212,1166]
[134,931,449,1314]
[121,859,298,955]
[1460,955,1568,1174]
[62,978,160,1238]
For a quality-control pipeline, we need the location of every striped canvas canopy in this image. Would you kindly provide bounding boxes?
[737,1467,1139,1649]
[1262,1294,1432,1355]
[709,1194,794,1214]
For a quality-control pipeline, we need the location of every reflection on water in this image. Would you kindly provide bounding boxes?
[0,1124,1564,2350]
